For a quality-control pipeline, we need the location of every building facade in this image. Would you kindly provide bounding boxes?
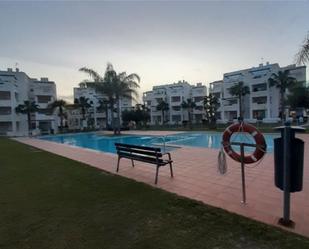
[209,63,306,123]
[69,86,134,130]
[143,81,207,125]
[0,68,58,136]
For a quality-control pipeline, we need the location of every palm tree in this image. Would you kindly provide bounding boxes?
[268,70,296,121]
[15,100,39,135]
[74,97,92,129]
[204,94,219,124]
[181,98,196,126]
[49,99,67,131]
[79,63,140,135]
[156,100,169,124]
[97,99,109,129]
[295,32,309,65]
[287,84,309,110]
[228,81,250,120]
[113,71,140,134]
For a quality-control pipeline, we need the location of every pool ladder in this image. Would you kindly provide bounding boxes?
[149,136,167,152]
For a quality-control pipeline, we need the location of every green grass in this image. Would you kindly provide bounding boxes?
[0,138,308,249]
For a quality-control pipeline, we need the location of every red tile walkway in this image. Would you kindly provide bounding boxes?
[14,132,309,237]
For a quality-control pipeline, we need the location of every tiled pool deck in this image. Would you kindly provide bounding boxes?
[14,131,309,237]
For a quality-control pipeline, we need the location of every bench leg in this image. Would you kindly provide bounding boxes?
[116,156,121,172]
[131,159,135,167]
[169,162,174,178]
[155,165,159,184]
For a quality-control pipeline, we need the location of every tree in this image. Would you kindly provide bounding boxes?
[49,99,67,131]
[204,94,219,124]
[74,97,92,129]
[79,63,140,135]
[181,98,196,126]
[287,84,309,110]
[97,99,109,129]
[268,70,297,121]
[156,100,169,124]
[79,65,116,132]
[113,70,140,134]
[15,100,39,135]
[295,32,309,65]
[135,104,150,127]
[122,104,150,128]
[228,81,250,120]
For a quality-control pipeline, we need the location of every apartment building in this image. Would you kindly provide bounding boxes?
[209,63,306,123]
[0,68,57,136]
[143,81,207,125]
[70,86,134,130]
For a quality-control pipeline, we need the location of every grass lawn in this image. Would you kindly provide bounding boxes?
[0,138,309,249]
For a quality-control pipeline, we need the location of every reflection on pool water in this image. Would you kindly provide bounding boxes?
[40,132,279,154]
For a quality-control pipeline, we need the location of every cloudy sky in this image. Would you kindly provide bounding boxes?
[0,1,308,102]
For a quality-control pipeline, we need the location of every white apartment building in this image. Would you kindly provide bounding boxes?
[209,63,306,123]
[69,86,134,130]
[143,81,207,125]
[0,68,58,136]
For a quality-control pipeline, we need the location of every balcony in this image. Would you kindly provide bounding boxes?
[0,115,13,121]
[251,102,267,110]
[0,99,12,106]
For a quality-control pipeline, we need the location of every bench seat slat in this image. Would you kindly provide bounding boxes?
[115,143,161,152]
[116,146,162,157]
[118,152,171,166]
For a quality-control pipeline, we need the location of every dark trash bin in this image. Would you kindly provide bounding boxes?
[274,137,304,192]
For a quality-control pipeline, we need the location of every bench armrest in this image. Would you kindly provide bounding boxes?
[162,152,172,161]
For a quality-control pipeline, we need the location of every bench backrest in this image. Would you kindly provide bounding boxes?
[115,143,162,158]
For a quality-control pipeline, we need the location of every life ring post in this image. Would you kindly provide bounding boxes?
[222,122,267,204]
[240,143,246,204]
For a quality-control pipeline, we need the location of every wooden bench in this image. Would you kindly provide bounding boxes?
[115,143,173,184]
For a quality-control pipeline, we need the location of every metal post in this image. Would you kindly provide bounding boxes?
[240,143,246,204]
[281,124,291,225]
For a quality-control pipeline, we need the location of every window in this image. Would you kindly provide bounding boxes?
[38,109,52,115]
[0,91,11,100]
[172,106,181,111]
[147,101,151,106]
[172,115,181,122]
[252,83,267,92]
[195,114,203,121]
[225,99,237,106]
[37,95,51,103]
[0,107,11,115]
[253,110,266,120]
[155,116,162,122]
[156,98,163,103]
[194,96,204,102]
[252,96,267,104]
[0,122,12,132]
[250,69,270,78]
[171,96,181,102]
[15,92,19,101]
[195,106,203,111]
[213,93,220,99]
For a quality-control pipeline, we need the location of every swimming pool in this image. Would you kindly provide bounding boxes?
[40,132,279,154]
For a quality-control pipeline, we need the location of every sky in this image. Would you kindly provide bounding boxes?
[0,1,308,102]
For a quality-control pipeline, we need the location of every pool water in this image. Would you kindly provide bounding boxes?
[40,132,279,154]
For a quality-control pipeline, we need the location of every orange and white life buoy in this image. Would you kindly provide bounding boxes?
[222,122,267,164]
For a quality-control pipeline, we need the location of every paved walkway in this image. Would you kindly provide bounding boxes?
[14,132,309,237]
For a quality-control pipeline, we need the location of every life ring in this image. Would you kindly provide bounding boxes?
[222,122,267,164]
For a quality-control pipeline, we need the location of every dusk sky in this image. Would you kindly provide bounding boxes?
[0,1,308,102]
